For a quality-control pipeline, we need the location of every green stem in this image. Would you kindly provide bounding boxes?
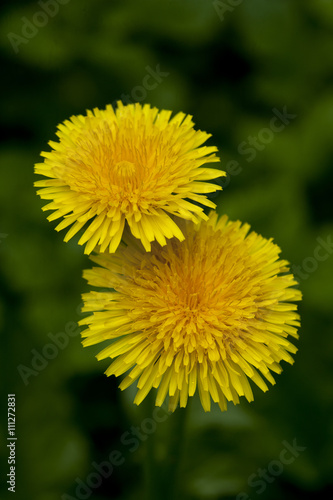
[161,405,190,500]
[144,392,159,500]
[144,395,191,500]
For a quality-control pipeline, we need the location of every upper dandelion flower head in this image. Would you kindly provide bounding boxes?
[35,102,224,254]
[80,212,302,412]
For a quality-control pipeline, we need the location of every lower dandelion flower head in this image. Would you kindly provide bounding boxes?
[35,102,224,254]
[80,212,302,412]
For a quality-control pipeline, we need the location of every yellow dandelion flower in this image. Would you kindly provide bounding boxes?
[34,102,224,254]
[79,212,302,412]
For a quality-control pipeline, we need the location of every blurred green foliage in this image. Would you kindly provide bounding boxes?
[1,0,333,499]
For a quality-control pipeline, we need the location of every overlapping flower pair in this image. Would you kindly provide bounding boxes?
[35,103,301,412]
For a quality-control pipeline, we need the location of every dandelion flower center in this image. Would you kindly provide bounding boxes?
[113,160,137,178]
[80,212,302,412]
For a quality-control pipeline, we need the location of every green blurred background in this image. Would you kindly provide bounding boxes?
[1,0,333,499]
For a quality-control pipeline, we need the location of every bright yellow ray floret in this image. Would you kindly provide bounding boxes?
[35,102,225,253]
[79,212,302,412]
